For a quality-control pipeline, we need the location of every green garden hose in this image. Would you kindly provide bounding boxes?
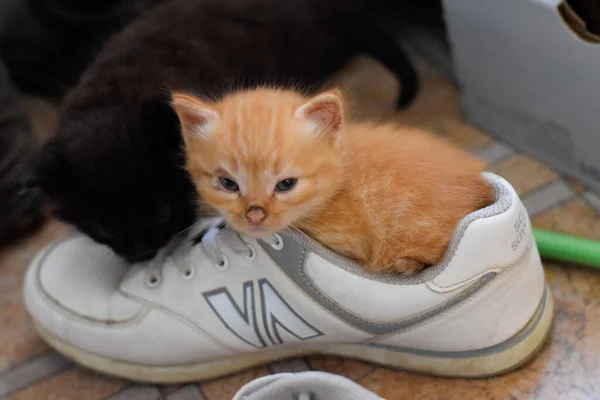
[533,228,600,269]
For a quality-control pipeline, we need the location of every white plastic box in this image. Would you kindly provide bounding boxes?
[443,0,600,191]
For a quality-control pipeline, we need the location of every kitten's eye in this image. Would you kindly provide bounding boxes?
[275,178,298,192]
[219,177,239,192]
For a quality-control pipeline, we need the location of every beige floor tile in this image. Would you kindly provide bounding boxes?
[358,368,495,400]
[564,177,587,193]
[334,55,491,150]
[9,368,127,400]
[0,301,47,373]
[530,263,600,399]
[328,55,400,123]
[532,198,600,240]
[201,367,270,400]
[395,75,491,150]
[488,155,558,196]
[428,118,491,150]
[352,261,600,400]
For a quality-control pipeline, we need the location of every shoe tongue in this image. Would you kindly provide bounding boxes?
[217,227,249,252]
[196,222,249,261]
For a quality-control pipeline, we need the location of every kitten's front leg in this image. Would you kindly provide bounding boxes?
[392,258,424,275]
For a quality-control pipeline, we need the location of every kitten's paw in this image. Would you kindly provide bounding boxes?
[393,258,424,275]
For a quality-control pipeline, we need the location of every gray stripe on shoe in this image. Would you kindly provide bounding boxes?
[269,358,311,374]
[107,385,161,400]
[370,285,549,358]
[261,235,496,335]
[0,351,72,397]
[522,180,576,217]
[472,142,515,165]
[166,385,207,400]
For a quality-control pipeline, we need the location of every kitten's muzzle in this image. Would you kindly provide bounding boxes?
[245,205,267,225]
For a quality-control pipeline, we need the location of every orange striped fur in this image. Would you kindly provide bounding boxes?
[172,88,492,274]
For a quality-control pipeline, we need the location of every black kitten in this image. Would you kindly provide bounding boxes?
[33,100,193,260]
[29,0,419,262]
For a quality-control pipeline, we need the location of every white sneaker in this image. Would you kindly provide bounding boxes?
[23,173,553,383]
[231,371,384,400]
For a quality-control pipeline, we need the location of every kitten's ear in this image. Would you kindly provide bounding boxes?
[294,89,344,138]
[24,138,77,197]
[171,93,219,142]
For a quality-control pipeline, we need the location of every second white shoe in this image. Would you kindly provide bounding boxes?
[23,173,553,383]
[232,371,384,400]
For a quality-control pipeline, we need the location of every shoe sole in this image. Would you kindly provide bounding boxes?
[33,285,553,383]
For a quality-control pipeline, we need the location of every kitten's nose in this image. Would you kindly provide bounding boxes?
[246,206,267,225]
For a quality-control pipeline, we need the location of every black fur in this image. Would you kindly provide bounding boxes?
[0,0,162,98]
[30,0,419,261]
[0,58,46,245]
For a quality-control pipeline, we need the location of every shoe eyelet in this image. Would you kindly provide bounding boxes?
[145,274,161,288]
[215,254,229,271]
[245,244,256,261]
[181,264,196,280]
[270,233,284,250]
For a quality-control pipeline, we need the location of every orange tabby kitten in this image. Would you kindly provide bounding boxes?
[172,88,492,274]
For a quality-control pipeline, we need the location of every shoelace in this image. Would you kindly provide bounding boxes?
[144,218,283,287]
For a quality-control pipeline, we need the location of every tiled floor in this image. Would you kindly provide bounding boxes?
[2,53,600,399]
